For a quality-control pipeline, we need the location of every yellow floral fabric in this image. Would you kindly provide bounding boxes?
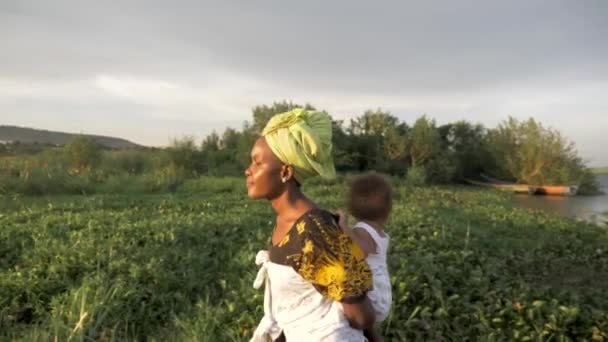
[269,209,372,302]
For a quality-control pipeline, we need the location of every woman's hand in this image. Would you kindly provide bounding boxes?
[336,209,349,233]
[364,327,384,342]
[341,295,376,330]
[336,210,374,257]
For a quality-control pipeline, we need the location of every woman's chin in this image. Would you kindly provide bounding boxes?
[247,189,262,199]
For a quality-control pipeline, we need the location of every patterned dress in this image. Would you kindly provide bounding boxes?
[251,209,373,342]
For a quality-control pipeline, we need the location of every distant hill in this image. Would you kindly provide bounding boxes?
[0,125,142,149]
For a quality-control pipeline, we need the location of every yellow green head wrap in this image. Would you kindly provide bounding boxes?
[262,108,336,183]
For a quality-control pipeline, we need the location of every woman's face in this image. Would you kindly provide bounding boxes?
[245,137,284,200]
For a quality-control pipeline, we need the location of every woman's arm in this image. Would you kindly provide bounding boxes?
[341,295,376,330]
[292,211,376,329]
[364,326,384,342]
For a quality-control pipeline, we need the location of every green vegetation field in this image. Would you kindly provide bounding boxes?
[1,177,607,341]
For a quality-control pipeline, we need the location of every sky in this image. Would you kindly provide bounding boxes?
[1,0,607,166]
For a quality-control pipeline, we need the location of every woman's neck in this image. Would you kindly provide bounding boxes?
[271,185,315,219]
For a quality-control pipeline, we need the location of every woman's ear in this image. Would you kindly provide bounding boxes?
[280,165,295,183]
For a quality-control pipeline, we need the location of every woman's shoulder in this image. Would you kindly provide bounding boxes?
[298,208,340,233]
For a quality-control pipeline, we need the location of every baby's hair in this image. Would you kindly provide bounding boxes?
[347,172,392,222]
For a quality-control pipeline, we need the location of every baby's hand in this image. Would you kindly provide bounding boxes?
[336,210,349,232]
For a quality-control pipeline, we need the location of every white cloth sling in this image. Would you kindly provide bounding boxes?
[251,250,282,341]
[250,250,367,342]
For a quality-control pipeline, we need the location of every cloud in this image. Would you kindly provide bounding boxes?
[1,0,607,164]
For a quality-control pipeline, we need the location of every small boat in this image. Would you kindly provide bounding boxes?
[465,179,537,194]
[534,185,578,196]
[480,173,578,196]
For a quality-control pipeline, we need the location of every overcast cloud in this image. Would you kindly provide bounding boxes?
[1,0,607,165]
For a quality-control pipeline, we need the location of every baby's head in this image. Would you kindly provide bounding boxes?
[347,172,393,226]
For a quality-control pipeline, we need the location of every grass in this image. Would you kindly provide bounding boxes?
[0,178,607,341]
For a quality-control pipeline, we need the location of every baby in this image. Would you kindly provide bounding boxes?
[338,172,393,342]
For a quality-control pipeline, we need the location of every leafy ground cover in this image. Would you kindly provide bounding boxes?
[1,177,607,341]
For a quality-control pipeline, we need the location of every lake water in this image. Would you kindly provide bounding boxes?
[512,174,608,224]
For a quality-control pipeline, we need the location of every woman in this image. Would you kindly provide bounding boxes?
[246,109,376,341]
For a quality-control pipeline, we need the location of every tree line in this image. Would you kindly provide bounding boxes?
[0,101,599,194]
[196,101,597,192]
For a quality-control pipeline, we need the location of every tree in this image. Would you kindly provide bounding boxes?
[346,109,407,173]
[486,117,590,186]
[251,101,316,135]
[408,115,441,167]
[349,109,399,136]
[200,127,243,176]
[440,121,488,180]
[219,127,240,151]
[63,136,101,174]
[384,124,409,161]
[236,121,258,171]
[201,131,220,153]
[168,136,203,175]
[331,119,356,172]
